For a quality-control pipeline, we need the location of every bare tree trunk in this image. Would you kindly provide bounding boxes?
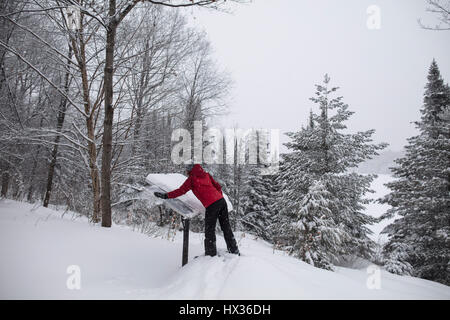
[28,145,42,202]
[70,21,102,222]
[42,132,59,206]
[43,46,73,207]
[101,1,118,228]
[87,116,101,222]
[1,169,9,198]
[131,39,151,156]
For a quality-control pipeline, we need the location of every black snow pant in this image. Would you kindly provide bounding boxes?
[204,197,239,256]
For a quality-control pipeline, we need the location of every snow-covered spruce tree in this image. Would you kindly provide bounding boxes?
[241,165,277,241]
[228,156,249,232]
[238,130,277,240]
[380,60,450,285]
[275,74,387,269]
[288,179,345,269]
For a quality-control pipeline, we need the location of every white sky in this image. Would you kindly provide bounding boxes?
[188,0,450,152]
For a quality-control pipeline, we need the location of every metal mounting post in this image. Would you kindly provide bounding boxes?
[181,218,190,267]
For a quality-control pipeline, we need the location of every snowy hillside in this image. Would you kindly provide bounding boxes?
[356,150,404,175]
[1,198,449,300]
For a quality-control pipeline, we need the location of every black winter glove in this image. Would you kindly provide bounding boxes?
[154,192,168,199]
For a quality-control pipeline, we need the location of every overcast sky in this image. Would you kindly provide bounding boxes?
[188,0,450,152]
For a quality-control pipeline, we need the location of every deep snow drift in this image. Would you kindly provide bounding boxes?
[1,196,449,299]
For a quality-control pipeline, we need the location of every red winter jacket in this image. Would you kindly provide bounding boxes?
[167,164,224,208]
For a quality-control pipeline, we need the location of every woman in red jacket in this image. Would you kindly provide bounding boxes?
[154,164,239,257]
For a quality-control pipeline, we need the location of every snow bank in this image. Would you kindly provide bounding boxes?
[1,199,449,299]
[0,199,181,299]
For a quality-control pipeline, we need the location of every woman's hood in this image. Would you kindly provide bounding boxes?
[189,164,206,177]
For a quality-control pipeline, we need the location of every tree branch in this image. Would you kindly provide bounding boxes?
[0,40,88,118]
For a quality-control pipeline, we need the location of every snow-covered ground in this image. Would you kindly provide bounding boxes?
[1,194,449,299]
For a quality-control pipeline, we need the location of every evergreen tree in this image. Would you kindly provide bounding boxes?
[241,165,276,241]
[287,179,346,269]
[239,130,277,240]
[380,60,450,285]
[274,74,387,268]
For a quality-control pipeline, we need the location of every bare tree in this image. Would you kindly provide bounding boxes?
[420,0,450,30]
[42,45,73,207]
[95,0,243,228]
[177,36,231,134]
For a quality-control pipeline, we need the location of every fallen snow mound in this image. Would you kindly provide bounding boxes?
[0,199,449,299]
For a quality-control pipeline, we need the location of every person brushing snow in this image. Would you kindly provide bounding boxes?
[154,164,240,257]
